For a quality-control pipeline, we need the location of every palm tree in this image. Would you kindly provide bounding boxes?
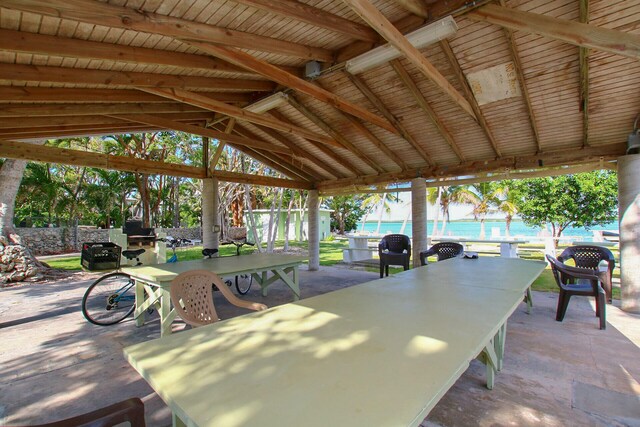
[427,187,441,237]
[456,183,501,238]
[494,181,518,236]
[438,186,466,235]
[375,192,399,235]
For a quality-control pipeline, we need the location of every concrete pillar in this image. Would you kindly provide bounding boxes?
[202,178,220,253]
[411,178,427,268]
[308,189,320,271]
[618,154,640,313]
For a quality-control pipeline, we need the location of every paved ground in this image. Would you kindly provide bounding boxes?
[1,263,639,426]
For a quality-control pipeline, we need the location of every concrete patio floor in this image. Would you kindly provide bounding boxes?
[1,264,639,426]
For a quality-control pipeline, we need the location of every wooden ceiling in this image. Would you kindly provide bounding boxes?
[0,0,637,193]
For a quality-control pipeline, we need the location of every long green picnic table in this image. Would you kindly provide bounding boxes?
[124,257,545,426]
[121,253,307,337]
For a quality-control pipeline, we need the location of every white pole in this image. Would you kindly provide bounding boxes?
[618,154,640,313]
[411,178,427,268]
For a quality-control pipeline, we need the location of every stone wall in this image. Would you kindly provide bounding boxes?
[15,227,203,256]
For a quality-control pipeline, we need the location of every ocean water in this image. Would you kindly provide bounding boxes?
[356,220,618,240]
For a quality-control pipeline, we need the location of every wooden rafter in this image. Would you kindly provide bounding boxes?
[3,0,333,61]
[269,106,364,176]
[390,59,465,162]
[0,64,274,92]
[439,40,502,158]
[317,143,627,191]
[0,87,253,104]
[0,139,313,189]
[184,41,398,135]
[341,0,476,119]
[287,95,404,171]
[348,74,435,166]
[141,88,337,146]
[109,114,291,154]
[214,124,321,182]
[0,103,206,118]
[466,4,640,60]
[579,0,590,148]
[232,0,378,42]
[242,122,345,179]
[393,0,429,18]
[0,114,211,129]
[0,125,162,140]
[498,0,541,153]
[210,119,236,171]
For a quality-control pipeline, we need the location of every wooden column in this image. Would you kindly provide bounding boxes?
[411,177,427,268]
[202,178,220,254]
[618,154,640,313]
[308,189,320,271]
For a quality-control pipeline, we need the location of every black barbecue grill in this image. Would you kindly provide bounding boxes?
[123,219,156,246]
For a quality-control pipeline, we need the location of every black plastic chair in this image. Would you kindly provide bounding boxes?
[378,234,411,278]
[419,242,464,266]
[546,255,606,330]
[557,245,615,303]
[32,397,145,427]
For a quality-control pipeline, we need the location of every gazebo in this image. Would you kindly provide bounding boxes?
[0,0,638,314]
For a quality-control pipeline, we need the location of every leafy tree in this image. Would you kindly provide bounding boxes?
[511,171,618,245]
[494,180,518,236]
[323,195,367,235]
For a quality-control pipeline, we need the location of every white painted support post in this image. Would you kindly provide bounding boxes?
[618,154,640,313]
[411,178,427,268]
[308,189,320,271]
[202,178,220,254]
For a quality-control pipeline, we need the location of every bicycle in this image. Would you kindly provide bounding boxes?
[202,238,255,295]
[82,239,180,326]
[81,248,146,326]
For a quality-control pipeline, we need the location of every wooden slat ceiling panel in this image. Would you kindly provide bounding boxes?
[513,0,581,151]
[449,18,535,158]
[588,0,640,146]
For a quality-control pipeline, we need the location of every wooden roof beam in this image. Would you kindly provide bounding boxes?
[466,4,640,60]
[341,0,476,119]
[317,143,627,191]
[0,64,274,92]
[185,41,398,135]
[109,114,291,154]
[236,146,318,182]
[0,103,206,118]
[0,126,163,141]
[240,122,346,179]
[3,0,333,61]
[0,113,213,129]
[390,59,465,162]
[269,108,364,177]
[348,74,435,166]
[287,95,402,172]
[231,123,341,179]
[579,0,590,148]
[141,88,337,146]
[0,87,254,104]
[232,0,379,42]
[439,40,502,158]
[0,139,313,189]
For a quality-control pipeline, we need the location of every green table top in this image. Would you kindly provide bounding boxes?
[121,253,307,286]
[124,257,544,427]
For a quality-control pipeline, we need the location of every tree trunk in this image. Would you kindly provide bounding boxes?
[479,218,486,239]
[0,140,48,283]
[298,191,308,241]
[375,194,386,235]
[244,184,262,252]
[283,197,294,251]
[173,177,180,228]
[431,187,441,238]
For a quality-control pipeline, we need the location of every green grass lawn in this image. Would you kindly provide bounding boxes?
[41,239,619,300]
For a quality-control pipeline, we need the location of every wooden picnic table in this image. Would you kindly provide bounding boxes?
[124,257,545,426]
[121,253,307,337]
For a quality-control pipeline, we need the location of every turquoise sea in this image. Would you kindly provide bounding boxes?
[356,220,617,239]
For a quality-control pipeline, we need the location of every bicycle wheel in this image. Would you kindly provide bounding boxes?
[235,273,253,295]
[82,272,136,326]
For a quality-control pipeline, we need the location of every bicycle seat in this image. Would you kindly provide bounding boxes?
[122,249,146,260]
[202,248,219,258]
